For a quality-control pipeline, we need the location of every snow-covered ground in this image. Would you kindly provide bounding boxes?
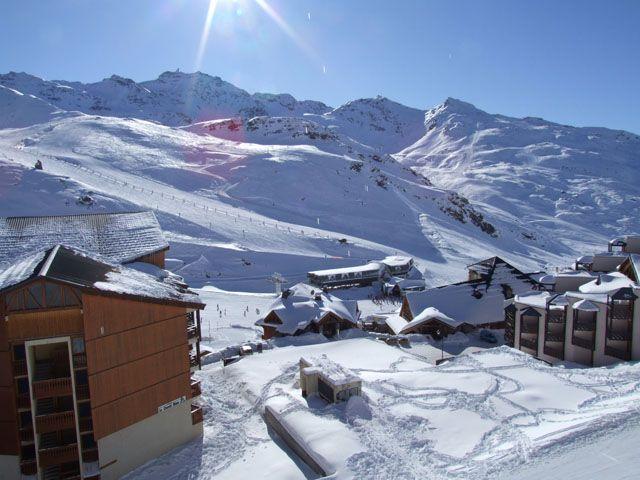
[125,339,640,479]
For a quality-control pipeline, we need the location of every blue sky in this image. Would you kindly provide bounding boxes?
[1,0,639,133]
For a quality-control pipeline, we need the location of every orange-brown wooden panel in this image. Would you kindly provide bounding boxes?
[92,373,190,439]
[0,351,12,387]
[89,344,189,408]
[5,308,83,341]
[134,250,167,269]
[85,314,188,374]
[82,294,186,341]
[0,387,16,423]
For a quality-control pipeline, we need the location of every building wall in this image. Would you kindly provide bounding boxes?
[133,249,167,269]
[0,301,19,458]
[82,294,192,440]
[591,255,627,273]
[0,455,19,479]
[97,400,202,480]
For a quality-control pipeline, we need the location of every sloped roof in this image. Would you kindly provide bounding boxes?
[0,211,168,264]
[0,245,202,307]
[400,307,463,333]
[256,282,358,335]
[405,259,538,326]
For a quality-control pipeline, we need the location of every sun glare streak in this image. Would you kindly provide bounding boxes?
[195,0,219,70]
[254,0,323,67]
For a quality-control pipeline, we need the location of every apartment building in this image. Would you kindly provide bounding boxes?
[0,245,204,479]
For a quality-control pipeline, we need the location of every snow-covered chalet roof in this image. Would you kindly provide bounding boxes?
[381,256,412,268]
[514,291,567,310]
[573,299,600,312]
[578,272,636,295]
[308,262,384,277]
[400,307,463,333]
[0,245,202,307]
[256,282,358,335]
[404,258,538,326]
[0,211,168,265]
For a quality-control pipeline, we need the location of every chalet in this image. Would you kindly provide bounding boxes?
[0,245,204,480]
[509,273,639,366]
[299,356,362,403]
[399,307,472,337]
[364,313,408,335]
[401,257,539,331]
[256,283,358,339]
[0,212,169,269]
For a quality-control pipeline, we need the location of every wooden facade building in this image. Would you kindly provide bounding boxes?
[0,245,204,480]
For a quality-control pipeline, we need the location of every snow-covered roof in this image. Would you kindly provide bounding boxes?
[620,254,640,283]
[308,262,384,277]
[404,259,538,326]
[573,299,600,312]
[301,355,361,387]
[578,272,636,295]
[514,291,567,310]
[0,211,168,265]
[576,255,594,264]
[0,245,202,307]
[401,307,463,333]
[564,291,610,304]
[385,277,426,288]
[381,256,412,268]
[256,282,358,335]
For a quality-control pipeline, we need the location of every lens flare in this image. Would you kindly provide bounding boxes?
[253,0,322,66]
[195,0,219,71]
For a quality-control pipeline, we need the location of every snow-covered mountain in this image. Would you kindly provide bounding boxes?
[0,70,638,290]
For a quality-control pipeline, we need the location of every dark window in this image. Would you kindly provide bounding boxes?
[13,344,26,361]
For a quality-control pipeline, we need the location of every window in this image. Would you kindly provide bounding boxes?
[72,338,85,354]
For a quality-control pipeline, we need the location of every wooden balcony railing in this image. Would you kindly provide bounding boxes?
[19,426,34,443]
[543,344,564,359]
[520,337,538,351]
[547,311,565,324]
[606,329,632,341]
[73,353,87,369]
[36,410,75,434]
[605,344,631,361]
[38,443,79,468]
[76,384,90,401]
[191,379,202,398]
[82,446,99,463]
[33,377,72,399]
[17,393,31,409]
[20,459,37,475]
[189,355,199,368]
[13,359,27,377]
[79,417,93,433]
[191,404,203,425]
[187,325,199,340]
[544,333,564,343]
[573,320,596,332]
[572,335,595,350]
[520,322,538,334]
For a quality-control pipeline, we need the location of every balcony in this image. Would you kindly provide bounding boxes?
[544,333,564,343]
[82,446,99,463]
[33,377,72,399]
[17,393,31,409]
[73,354,87,369]
[520,337,538,351]
[187,324,199,341]
[36,410,75,434]
[20,459,37,475]
[14,359,27,377]
[189,355,199,369]
[546,311,565,324]
[520,322,538,334]
[191,379,202,398]
[38,443,79,468]
[76,384,90,401]
[19,426,34,443]
[605,344,631,361]
[573,320,596,332]
[543,344,564,359]
[79,417,93,433]
[606,329,632,341]
[572,335,595,350]
[191,404,203,425]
